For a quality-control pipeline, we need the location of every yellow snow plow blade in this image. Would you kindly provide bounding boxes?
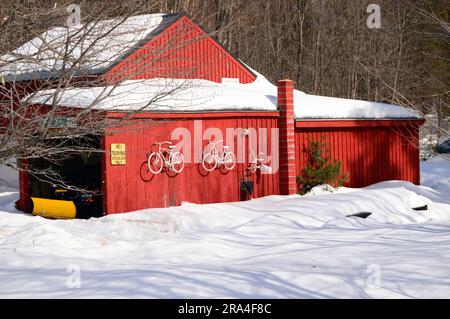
[31,197,76,219]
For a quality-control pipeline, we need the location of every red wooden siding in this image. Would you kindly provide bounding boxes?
[16,160,32,213]
[14,114,424,215]
[294,121,422,188]
[104,16,256,84]
[103,113,279,214]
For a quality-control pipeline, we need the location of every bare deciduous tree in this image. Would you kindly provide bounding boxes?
[0,0,214,191]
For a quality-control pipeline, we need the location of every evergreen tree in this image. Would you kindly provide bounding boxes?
[297,137,348,195]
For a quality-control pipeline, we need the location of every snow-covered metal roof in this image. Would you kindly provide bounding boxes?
[26,71,421,119]
[0,13,182,81]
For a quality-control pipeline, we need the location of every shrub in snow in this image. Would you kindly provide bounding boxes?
[297,137,348,195]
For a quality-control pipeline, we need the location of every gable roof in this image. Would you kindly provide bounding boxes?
[102,13,257,84]
[0,12,255,83]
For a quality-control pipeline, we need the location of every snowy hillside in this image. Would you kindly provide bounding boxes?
[0,156,449,298]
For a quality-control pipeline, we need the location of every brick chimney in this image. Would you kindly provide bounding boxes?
[277,79,297,195]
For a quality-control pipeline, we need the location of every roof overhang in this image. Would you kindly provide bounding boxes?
[106,110,280,119]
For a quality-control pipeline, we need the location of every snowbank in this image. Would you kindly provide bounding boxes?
[0,159,19,188]
[421,155,450,197]
[1,173,450,298]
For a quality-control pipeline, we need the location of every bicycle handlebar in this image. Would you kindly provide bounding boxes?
[207,139,223,145]
[154,141,172,146]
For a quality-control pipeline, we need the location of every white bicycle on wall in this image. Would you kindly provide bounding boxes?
[148,141,185,174]
[202,139,236,172]
[248,150,272,174]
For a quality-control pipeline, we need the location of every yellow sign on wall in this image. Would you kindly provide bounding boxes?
[111,143,126,165]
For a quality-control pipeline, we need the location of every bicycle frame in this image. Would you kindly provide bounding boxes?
[148,141,184,175]
[155,141,176,165]
[248,150,271,173]
[206,140,228,164]
[202,139,236,172]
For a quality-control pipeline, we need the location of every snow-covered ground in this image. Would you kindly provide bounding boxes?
[421,155,450,195]
[0,157,449,298]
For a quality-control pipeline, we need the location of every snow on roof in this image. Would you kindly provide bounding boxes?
[26,77,278,112]
[25,70,421,119]
[294,92,421,119]
[0,13,170,79]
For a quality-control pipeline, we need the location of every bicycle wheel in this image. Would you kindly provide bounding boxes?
[169,151,185,173]
[148,152,164,174]
[202,152,217,172]
[223,152,236,171]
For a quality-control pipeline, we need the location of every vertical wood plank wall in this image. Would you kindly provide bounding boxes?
[294,123,420,188]
[15,117,422,215]
[104,114,279,214]
[104,16,256,84]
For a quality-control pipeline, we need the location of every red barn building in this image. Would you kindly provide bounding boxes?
[1,12,424,218]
